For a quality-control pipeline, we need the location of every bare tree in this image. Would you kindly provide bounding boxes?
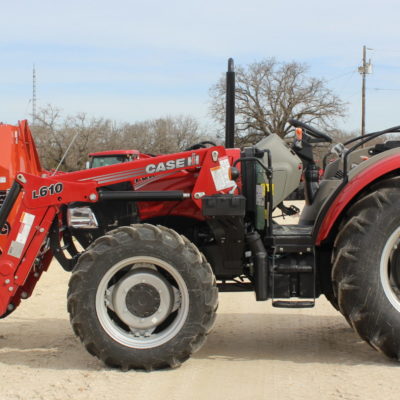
[31,105,67,170]
[31,106,205,171]
[209,58,347,145]
[32,106,119,171]
[120,116,203,155]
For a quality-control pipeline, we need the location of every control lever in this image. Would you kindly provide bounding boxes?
[277,203,300,216]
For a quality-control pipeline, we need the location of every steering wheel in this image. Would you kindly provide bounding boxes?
[185,141,217,151]
[288,119,332,143]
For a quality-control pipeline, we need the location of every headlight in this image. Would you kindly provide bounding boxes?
[67,207,99,229]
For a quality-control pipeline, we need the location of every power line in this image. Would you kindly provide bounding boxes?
[372,48,400,55]
[326,69,356,82]
[371,88,400,91]
[342,90,360,101]
[336,70,357,92]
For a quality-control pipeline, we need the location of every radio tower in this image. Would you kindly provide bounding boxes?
[32,64,37,124]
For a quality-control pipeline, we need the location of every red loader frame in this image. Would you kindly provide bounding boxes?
[0,140,239,316]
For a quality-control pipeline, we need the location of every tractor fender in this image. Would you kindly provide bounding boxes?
[314,151,400,245]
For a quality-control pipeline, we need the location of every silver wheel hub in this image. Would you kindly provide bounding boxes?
[96,256,189,349]
[111,269,174,330]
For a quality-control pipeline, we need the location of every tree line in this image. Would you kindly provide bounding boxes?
[31,106,205,171]
[31,57,354,171]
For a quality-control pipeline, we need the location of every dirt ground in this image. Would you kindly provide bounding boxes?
[0,202,399,400]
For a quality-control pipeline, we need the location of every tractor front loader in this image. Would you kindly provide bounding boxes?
[2,60,400,370]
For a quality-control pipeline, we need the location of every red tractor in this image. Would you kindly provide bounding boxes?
[1,59,400,370]
[0,121,42,253]
[69,149,152,248]
[87,149,142,169]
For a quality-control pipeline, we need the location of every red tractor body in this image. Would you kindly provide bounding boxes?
[1,61,400,370]
[316,152,400,244]
[0,137,240,315]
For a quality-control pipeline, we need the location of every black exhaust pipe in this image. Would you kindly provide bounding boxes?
[225,58,235,148]
[246,231,269,301]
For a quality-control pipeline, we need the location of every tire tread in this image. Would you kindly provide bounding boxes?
[332,179,400,359]
[67,224,218,370]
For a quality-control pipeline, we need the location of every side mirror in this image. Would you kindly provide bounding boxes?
[85,161,90,169]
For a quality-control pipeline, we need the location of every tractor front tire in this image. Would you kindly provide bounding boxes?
[67,224,218,370]
[332,185,400,359]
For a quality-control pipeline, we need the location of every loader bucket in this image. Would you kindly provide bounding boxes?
[0,121,42,252]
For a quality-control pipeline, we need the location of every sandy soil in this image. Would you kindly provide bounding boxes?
[0,202,398,400]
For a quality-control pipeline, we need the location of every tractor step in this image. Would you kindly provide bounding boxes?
[272,300,315,308]
[269,235,316,307]
[269,224,314,253]
[274,264,313,274]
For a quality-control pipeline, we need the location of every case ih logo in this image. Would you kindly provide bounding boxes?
[145,154,200,174]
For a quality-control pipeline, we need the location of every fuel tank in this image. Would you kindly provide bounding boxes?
[256,134,303,207]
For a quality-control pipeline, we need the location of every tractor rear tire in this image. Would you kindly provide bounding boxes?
[332,185,400,359]
[67,224,218,370]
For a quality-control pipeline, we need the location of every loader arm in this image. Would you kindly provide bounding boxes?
[0,146,237,316]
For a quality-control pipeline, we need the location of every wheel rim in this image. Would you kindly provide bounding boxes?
[95,256,189,349]
[380,226,400,312]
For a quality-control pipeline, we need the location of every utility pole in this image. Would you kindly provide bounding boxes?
[358,46,372,137]
[32,64,37,125]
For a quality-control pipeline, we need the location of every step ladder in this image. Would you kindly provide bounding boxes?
[269,224,316,309]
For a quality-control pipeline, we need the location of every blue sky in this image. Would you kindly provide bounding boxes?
[1,0,400,134]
